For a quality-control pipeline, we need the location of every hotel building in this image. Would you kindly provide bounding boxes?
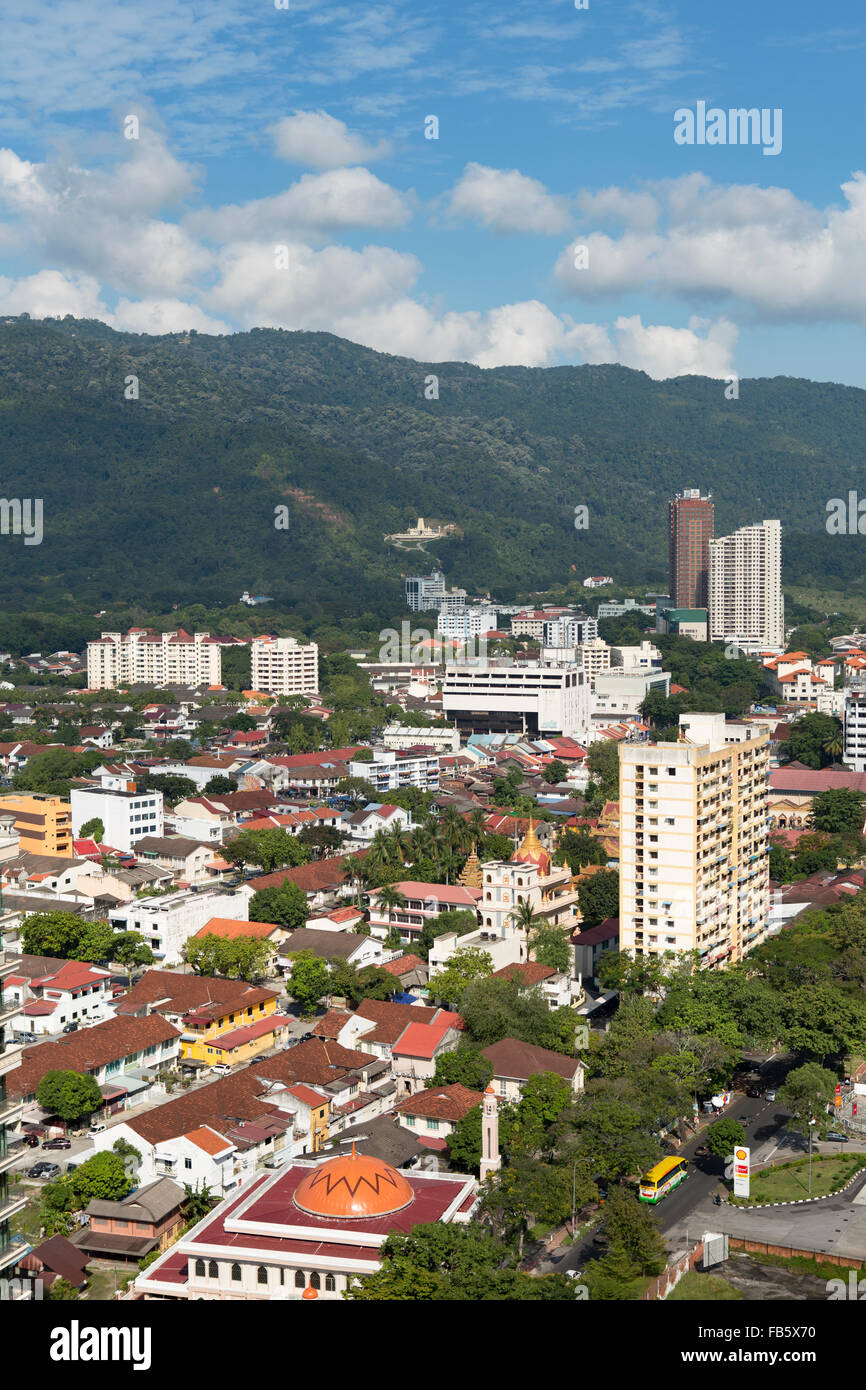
[668,489,714,610]
[619,712,770,967]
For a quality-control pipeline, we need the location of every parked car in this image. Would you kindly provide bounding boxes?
[62,1022,78,1033]
[746,1085,763,1098]
[22,1133,40,1148]
[42,1137,72,1151]
[26,1162,61,1179]
[210,1064,231,1076]
[765,1089,777,1102]
[824,1131,849,1143]
[695,1143,710,1156]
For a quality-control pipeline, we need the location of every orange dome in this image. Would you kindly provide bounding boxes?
[293,1148,414,1221]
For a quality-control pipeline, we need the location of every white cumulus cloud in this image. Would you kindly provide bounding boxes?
[270,110,393,169]
[447,162,570,234]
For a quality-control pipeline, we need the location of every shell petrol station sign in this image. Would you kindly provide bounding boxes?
[733,1146,750,1198]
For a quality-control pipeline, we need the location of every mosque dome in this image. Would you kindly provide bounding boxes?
[293,1147,414,1221]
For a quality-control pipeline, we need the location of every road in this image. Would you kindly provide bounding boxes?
[543,1055,866,1277]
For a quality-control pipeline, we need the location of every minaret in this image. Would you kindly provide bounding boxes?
[479,1083,501,1181]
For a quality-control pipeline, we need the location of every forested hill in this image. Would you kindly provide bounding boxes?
[0,314,864,613]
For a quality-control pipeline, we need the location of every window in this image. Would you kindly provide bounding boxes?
[184,1158,192,1170]
[309,1272,321,1290]
[195,1258,205,1277]
[257,1266,268,1286]
[427,1119,440,1131]
[231,1263,242,1282]
[295,1270,305,1288]
[325,1273,336,1292]
[208,1261,218,1279]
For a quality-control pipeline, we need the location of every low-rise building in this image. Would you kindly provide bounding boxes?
[108,889,249,964]
[480,1037,585,1101]
[393,1083,483,1141]
[72,1178,186,1263]
[70,785,164,852]
[0,794,73,857]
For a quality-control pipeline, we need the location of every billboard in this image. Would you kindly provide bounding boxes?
[733,1145,750,1198]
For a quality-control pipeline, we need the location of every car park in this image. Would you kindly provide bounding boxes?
[26,1162,61,1179]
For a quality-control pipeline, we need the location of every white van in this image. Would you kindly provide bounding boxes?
[89,1119,106,1134]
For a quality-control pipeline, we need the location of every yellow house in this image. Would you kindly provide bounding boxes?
[285,1085,331,1153]
[180,987,289,1069]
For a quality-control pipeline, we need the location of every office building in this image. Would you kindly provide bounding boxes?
[442,661,590,739]
[87,629,222,691]
[404,571,446,612]
[708,520,784,653]
[668,489,714,609]
[250,637,319,697]
[619,712,770,968]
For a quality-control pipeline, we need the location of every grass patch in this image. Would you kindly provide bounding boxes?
[730,1154,866,1205]
[745,1250,863,1283]
[667,1271,743,1301]
[530,1222,553,1239]
[81,1262,133,1302]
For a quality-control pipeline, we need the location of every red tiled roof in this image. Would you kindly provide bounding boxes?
[491,961,557,986]
[394,1084,483,1122]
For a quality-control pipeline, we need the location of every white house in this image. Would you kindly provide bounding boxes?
[108,889,249,965]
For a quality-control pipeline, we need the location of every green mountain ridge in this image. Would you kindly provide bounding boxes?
[0,315,863,615]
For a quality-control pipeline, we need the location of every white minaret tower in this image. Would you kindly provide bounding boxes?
[479,1083,501,1181]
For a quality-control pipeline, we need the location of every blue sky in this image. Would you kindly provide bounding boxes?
[1,0,865,383]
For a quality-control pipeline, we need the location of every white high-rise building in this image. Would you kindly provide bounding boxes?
[250,636,319,697]
[436,607,497,640]
[708,520,783,653]
[619,713,770,968]
[843,689,866,771]
[87,629,222,691]
[442,660,590,739]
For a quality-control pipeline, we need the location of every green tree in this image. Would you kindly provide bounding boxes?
[416,909,478,960]
[543,759,569,785]
[704,1117,747,1159]
[782,713,843,770]
[248,879,308,931]
[600,1186,668,1276]
[36,1071,103,1124]
[586,740,619,798]
[428,1046,494,1092]
[577,871,619,930]
[811,788,866,835]
[111,931,155,986]
[528,922,572,974]
[45,1276,80,1300]
[71,1152,133,1204]
[429,946,494,1006]
[183,1180,217,1222]
[778,1061,839,1136]
[79,817,104,843]
[223,828,311,875]
[202,775,237,795]
[39,1177,78,1236]
[140,773,197,807]
[556,828,608,873]
[375,884,407,940]
[287,949,330,1015]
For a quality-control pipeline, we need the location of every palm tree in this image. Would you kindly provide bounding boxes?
[466,809,488,847]
[385,825,409,865]
[375,885,407,943]
[440,807,471,855]
[823,732,844,763]
[367,830,395,872]
[509,898,544,937]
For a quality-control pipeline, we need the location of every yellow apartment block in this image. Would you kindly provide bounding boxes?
[0,793,73,856]
[619,712,770,968]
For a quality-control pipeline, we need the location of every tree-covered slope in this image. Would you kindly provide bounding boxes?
[0,315,862,612]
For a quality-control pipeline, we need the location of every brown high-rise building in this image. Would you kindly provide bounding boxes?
[668,490,714,609]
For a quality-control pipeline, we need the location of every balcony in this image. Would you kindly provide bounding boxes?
[0,1095,23,1129]
[0,999,19,1030]
[0,1188,28,1227]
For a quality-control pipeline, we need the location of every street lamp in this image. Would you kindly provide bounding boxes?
[808,1118,816,1196]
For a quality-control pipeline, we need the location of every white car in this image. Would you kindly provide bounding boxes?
[765,1089,777,1102]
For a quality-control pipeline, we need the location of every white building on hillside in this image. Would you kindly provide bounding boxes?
[87,629,222,690]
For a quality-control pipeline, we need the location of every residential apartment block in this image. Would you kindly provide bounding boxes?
[0,940,27,1272]
[87,628,222,690]
[708,519,784,653]
[0,794,72,857]
[619,712,770,967]
[668,488,714,610]
[250,637,319,697]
